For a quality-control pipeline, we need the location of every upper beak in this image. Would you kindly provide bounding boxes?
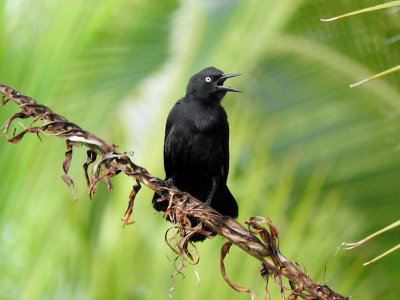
[217,73,242,92]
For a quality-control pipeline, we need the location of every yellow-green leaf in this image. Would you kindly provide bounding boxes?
[321,1,400,21]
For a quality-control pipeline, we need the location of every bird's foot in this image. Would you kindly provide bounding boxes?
[164,178,175,188]
[153,177,175,188]
[152,178,165,187]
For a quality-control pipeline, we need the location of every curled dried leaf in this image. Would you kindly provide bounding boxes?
[2,112,31,137]
[220,242,256,300]
[7,129,30,144]
[121,181,141,227]
[1,95,9,105]
[288,293,298,300]
[83,150,97,187]
[61,173,77,201]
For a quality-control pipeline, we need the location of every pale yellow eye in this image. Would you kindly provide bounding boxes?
[205,77,211,83]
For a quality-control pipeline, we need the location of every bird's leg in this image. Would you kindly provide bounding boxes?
[204,177,218,206]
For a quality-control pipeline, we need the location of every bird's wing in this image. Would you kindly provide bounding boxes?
[221,110,230,183]
[163,100,183,179]
[164,114,174,179]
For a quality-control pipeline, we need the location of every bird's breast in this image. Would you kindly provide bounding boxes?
[192,106,226,133]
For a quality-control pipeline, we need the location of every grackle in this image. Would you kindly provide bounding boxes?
[152,67,241,241]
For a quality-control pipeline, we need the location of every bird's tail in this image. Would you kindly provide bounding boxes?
[211,184,238,218]
[152,191,169,213]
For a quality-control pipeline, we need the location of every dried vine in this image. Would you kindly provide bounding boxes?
[0,84,348,300]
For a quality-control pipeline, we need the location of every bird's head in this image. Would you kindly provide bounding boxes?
[186,67,241,103]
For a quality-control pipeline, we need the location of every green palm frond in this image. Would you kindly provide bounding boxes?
[321,0,400,21]
[340,220,400,265]
[322,1,400,87]
[350,64,400,87]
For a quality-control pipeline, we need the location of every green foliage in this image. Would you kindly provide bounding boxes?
[1,0,399,299]
[322,1,400,87]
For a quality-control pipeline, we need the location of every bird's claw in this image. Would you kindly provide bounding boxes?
[164,178,175,188]
[153,179,166,187]
[153,178,175,188]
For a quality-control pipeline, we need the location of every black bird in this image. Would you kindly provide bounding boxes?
[152,67,241,240]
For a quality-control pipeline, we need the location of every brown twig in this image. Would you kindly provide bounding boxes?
[0,84,348,300]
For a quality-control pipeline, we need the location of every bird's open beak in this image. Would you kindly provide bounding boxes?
[217,73,242,92]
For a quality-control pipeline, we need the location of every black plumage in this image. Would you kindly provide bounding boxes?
[152,67,241,240]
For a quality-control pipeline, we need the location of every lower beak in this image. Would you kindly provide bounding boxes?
[218,73,242,93]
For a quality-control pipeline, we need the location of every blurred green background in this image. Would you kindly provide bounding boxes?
[1,0,400,299]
